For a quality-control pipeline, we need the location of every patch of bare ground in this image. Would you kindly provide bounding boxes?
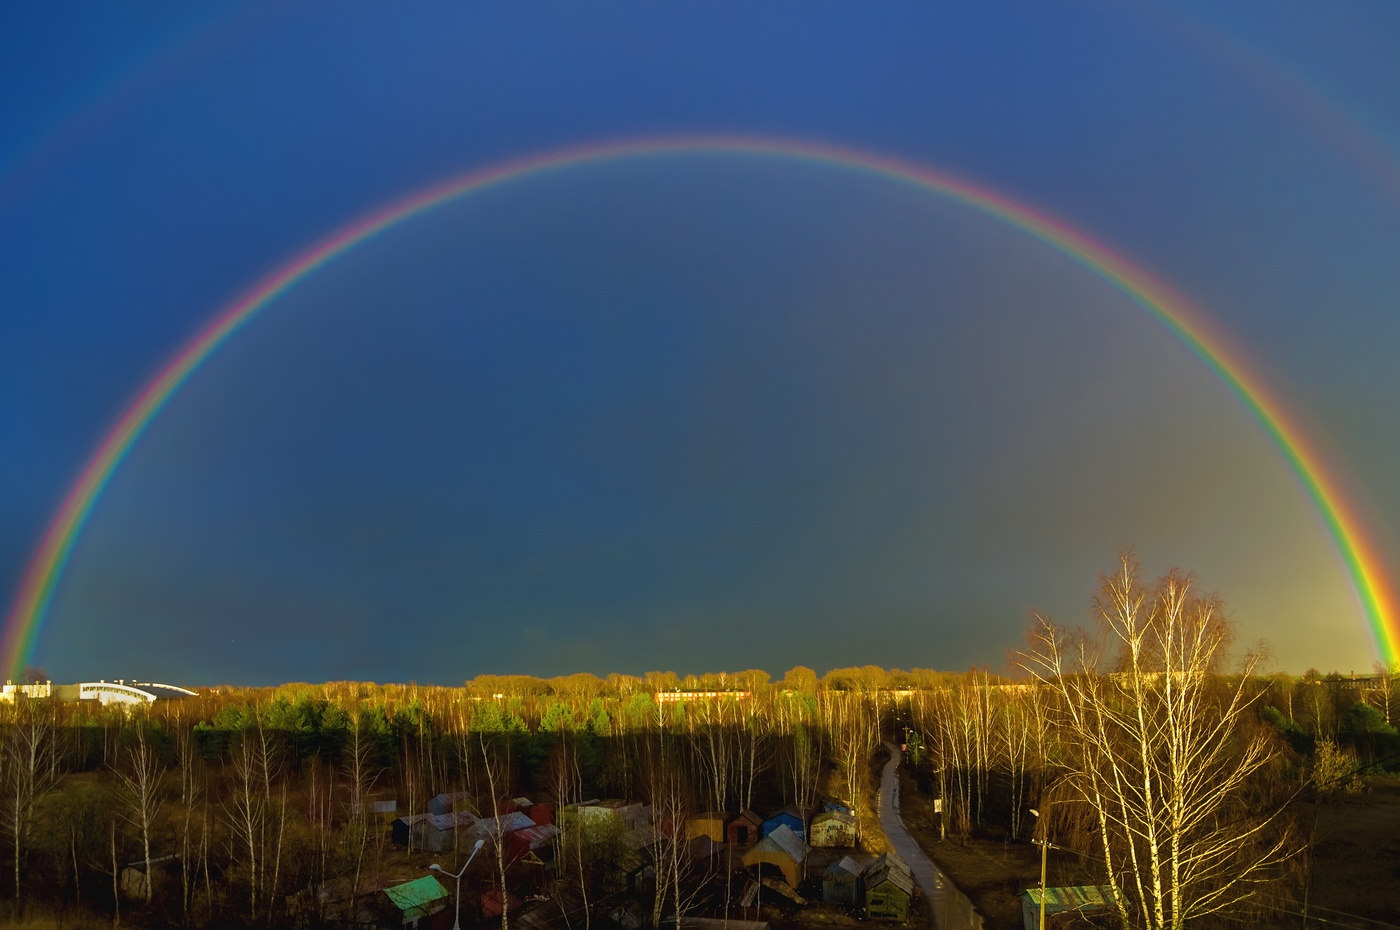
[893,768,1095,930]
[1298,774,1400,928]
[891,767,1400,930]
[769,894,929,930]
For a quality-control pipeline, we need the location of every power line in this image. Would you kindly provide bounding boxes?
[1304,902,1400,930]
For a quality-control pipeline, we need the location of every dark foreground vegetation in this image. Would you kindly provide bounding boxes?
[0,560,1394,930]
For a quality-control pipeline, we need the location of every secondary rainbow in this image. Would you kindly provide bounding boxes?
[6,135,1396,676]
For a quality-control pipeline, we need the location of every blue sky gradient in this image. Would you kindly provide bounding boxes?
[3,2,1399,683]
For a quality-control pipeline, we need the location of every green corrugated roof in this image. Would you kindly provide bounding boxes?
[384,875,448,915]
[1020,885,1115,912]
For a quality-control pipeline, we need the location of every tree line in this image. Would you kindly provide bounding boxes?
[1,569,1393,929]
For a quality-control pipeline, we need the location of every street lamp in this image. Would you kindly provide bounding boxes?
[1029,809,1048,930]
[429,837,486,930]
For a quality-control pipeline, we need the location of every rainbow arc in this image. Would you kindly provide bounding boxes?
[5,135,1395,674]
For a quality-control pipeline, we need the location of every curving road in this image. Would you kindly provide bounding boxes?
[878,741,986,930]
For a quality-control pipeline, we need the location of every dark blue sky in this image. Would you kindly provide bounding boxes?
[3,2,1399,684]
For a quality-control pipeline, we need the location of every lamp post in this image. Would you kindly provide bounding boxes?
[429,837,486,930]
[1029,809,1047,930]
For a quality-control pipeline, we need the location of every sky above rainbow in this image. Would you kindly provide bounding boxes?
[2,4,1399,685]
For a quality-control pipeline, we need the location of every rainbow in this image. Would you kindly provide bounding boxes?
[5,135,1396,675]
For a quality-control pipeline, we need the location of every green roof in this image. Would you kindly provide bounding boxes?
[384,876,448,916]
[1020,885,1115,912]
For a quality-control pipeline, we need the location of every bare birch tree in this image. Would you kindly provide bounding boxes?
[1019,553,1296,930]
[115,724,165,901]
[1,699,60,902]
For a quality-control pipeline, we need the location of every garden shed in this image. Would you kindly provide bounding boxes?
[685,811,727,844]
[742,824,808,889]
[864,851,914,921]
[505,823,561,862]
[391,813,431,847]
[761,806,807,840]
[1018,885,1116,929]
[382,876,447,929]
[727,810,763,848]
[809,809,858,847]
[414,811,485,852]
[428,791,473,815]
[822,856,864,907]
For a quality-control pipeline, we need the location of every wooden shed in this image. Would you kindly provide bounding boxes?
[727,810,763,848]
[864,852,915,921]
[481,888,522,921]
[742,823,809,889]
[391,813,431,847]
[809,809,858,848]
[688,834,726,864]
[485,810,538,838]
[382,875,448,929]
[120,855,179,900]
[1018,885,1116,929]
[414,811,484,852]
[822,855,864,908]
[504,823,560,862]
[427,791,473,815]
[761,806,807,841]
[685,811,727,844]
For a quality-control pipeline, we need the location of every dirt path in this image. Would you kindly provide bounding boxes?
[878,742,987,930]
